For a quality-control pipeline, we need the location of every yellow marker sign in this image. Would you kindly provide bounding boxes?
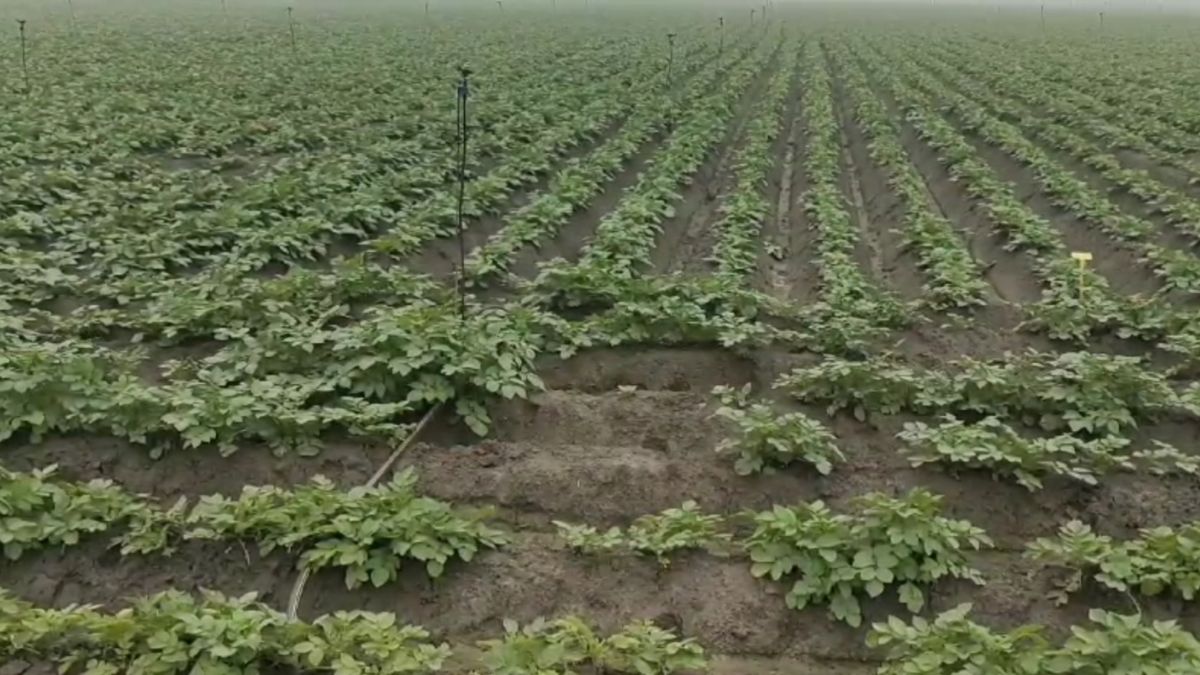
[1071,252,1093,293]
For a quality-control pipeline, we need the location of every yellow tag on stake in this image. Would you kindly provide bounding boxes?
[1071,252,1093,294]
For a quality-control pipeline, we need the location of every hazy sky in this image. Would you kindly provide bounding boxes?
[4,0,1196,14]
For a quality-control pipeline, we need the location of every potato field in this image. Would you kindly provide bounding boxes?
[4,0,1200,673]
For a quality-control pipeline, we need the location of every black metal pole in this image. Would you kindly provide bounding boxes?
[666,32,675,84]
[718,17,724,57]
[455,66,472,321]
[287,7,296,52]
[750,8,755,25]
[17,20,28,96]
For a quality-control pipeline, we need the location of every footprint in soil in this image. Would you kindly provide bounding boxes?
[467,440,504,468]
[645,434,669,453]
[651,611,683,634]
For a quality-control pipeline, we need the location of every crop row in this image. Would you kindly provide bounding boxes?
[982,33,1200,154]
[852,40,1199,344]
[2,27,731,318]
[794,41,908,354]
[936,38,1200,220]
[887,44,1200,297]
[0,586,703,675]
[707,43,798,282]
[4,35,646,290]
[828,41,987,310]
[4,581,1197,674]
[780,349,1197,436]
[464,37,761,284]
[0,465,503,589]
[12,462,1200,637]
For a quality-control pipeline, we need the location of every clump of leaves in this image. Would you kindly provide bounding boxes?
[1161,330,1200,377]
[780,351,1184,435]
[603,620,708,675]
[0,464,144,560]
[477,617,705,675]
[479,617,596,674]
[712,385,844,476]
[0,464,504,588]
[326,303,551,436]
[627,501,731,565]
[777,355,953,420]
[0,588,449,674]
[898,416,1196,490]
[527,264,795,355]
[553,522,624,556]
[1050,608,1200,673]
[744,489,991,627]
[300,610,451,674]
[554,502,730,566]
[869,603,1047,674]
[1027,520,1200,604]
[185,469,508,588]
[870,603,1200,675]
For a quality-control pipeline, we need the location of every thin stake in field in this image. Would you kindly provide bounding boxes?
[1071,251,1093,297]
[17,19,29,96]
[454,66,473,322]
[665,32,677,133]
[286,6,296,52]
[718,16,724,57]
[665,32,676,84]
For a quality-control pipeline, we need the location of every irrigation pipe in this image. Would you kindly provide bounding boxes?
[285,402,445,620]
